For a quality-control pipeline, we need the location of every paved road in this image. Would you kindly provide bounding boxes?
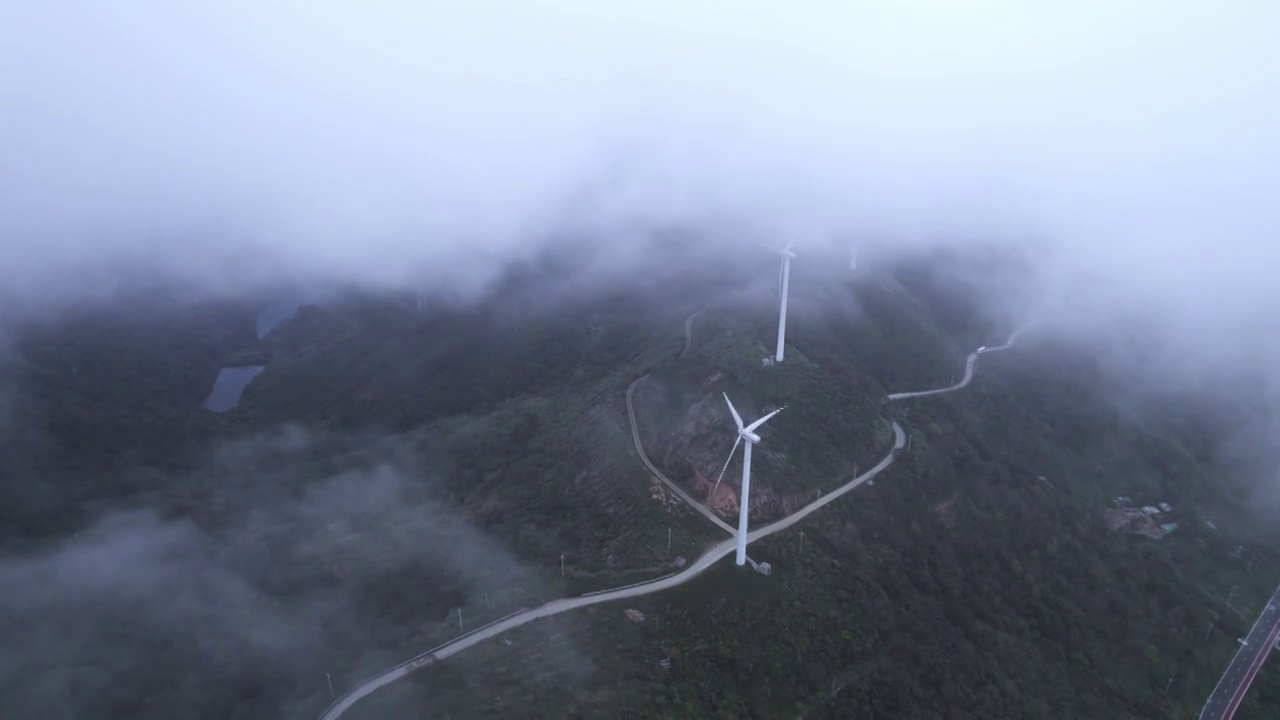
[887,324,1036,401]
[681,307,707,358]
[626,374,739,535]
[1201,583,1280,720]
[319,425,906,720]
[318,323,1034,720]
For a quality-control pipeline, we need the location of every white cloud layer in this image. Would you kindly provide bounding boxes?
[2,1,1278,347]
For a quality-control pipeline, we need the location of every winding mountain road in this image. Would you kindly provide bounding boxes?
[626,375,738,535]
[317,323,1035,720]
[887,324,1037,401]
[681,307,707,358]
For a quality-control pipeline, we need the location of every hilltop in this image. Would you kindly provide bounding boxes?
[3,244,1279,719]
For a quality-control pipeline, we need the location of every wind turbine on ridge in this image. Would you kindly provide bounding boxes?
[774,240,798,362]
[712,392,784,566]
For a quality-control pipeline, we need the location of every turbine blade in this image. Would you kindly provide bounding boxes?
[723,392,744,430]
[712,434,742,498]
[745,406,785,433]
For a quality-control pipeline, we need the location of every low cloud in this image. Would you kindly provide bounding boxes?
[2,6,1280,710]
[1,0,1278,520]
[1,2,1277,357]
[0,427,557,718]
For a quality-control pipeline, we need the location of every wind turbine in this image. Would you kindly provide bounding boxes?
[849,244,858,272]
[773,240,798,362]
[713,393,784,566]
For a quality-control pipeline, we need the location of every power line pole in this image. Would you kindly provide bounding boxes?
[799,531,805,558]
[561,553,565,578]
[457,607,464,632]
[326,672,334,700]
[1204,622,1214,641]
[667,528,672,551]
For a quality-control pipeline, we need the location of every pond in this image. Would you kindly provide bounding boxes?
[202,365,266,413]
[204,288,339,412]
[203,294,310,412]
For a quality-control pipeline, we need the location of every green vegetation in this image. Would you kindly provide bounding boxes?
[425,386,721,577]
[6,257,1280,719]
[342,294,1280,719]
[631,301,893,516]
[1,296,255,539]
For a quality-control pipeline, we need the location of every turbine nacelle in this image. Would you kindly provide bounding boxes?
[712,393,785,496]
[722,392,783,436]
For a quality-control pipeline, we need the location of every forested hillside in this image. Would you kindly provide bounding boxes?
[350,263,1280,720]
[3,249,1277,719]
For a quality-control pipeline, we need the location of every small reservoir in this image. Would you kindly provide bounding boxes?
[204,290,319,412]
[202,365,266,412]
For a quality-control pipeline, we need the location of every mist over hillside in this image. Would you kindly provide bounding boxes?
[2,2,1279,384]
[4,2,1280,718]
[1,240,1278,717]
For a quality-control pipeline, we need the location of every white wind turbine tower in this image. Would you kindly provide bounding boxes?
[774,240,798,362]
[712,393,784,566]
[849,244,858,272]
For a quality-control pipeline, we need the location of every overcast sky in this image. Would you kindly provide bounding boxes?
[2,1,1278,354]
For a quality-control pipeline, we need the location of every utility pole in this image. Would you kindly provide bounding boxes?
[799,531,805,558]
[1164,676,1174,695]
[458,607,464,632]
[907,433,913,452]
[1204,622,1215,641]
[326,672,334,700]
[561,553,565,578]
[667,528,672,551]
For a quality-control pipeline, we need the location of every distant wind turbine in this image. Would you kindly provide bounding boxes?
[714,393,784,566]
[849,245,858,272]
[774,240,797,362]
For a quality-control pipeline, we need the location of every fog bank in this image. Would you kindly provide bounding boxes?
[2,2,1278,363]
[0,427,561,717]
